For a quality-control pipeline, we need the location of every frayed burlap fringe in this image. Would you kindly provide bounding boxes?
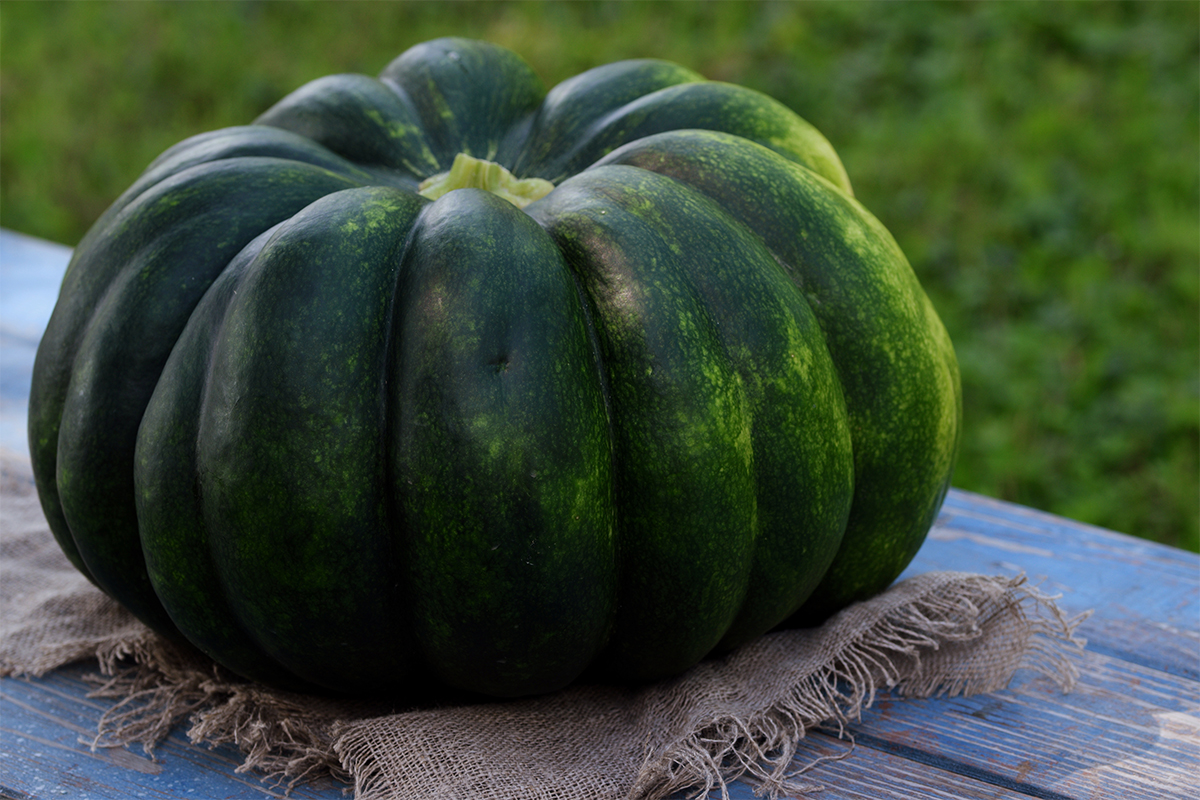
[83,637,381,789]
[1,451,1089,800]
[619,571,1088,800]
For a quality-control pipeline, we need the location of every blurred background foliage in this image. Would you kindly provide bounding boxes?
[2,1,1197,551]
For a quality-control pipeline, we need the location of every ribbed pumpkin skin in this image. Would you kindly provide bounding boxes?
[28,38,960,698]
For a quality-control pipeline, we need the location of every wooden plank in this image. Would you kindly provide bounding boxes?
[0,229,71,456]
[0,663,346,800]
[772,731,1058,800]
[842,645,1199,799]
[909,490,1200,680]
[683,731,1050,799]
[881,489,1200,799]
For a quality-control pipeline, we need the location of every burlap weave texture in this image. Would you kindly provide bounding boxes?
[0,451,1088,799]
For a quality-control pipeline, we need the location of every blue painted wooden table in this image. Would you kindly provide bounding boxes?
[2,228,1197,799]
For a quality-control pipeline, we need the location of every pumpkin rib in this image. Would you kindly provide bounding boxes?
[532,165,855,659]
[376,37,546,171]
[388,189,616,697]
[75,128,381,264]
[191,187,425,692]
[530,169,765,682]
[32,158,366,639]
[532,81,851,193]
[512,58,705,182]
[594,130,961,624]
[255,73,441,182]
[136,223,313,691]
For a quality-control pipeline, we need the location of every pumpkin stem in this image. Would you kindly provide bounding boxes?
[418,154,554,209]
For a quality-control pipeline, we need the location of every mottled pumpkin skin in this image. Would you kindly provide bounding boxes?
[29,38,960,698]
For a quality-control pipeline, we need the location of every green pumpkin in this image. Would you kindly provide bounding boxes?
[28,38,960,698]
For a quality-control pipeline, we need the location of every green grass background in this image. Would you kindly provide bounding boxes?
[2,1,1197,551]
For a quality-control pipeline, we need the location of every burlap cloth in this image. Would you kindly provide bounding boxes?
[0,449,1088,799]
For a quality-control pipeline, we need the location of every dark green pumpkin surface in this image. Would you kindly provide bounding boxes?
[29,37,959,697]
